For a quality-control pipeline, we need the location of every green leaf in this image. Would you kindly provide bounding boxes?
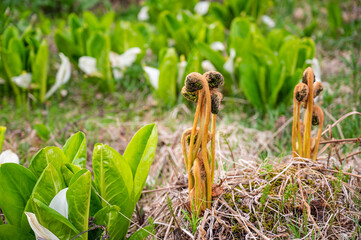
[54,30,81,65]
[1,50,23,78]
[8,38,25,69]
[63,132,87,168]
[157,48,178,106]
[128,226,154,240]
[32,39,49,103]
[32,198,79,239]
[61,163,82,186]
[67,170,91,238]
[207,21,225,44]
[0,126,6,152]
[2,26,19,49]
[0,163,37,227]
[239,59,263,110]
[93,205,128,240]
[33,124,50,142]
[29,146,68,179]
[0,224,34,240]
[86,32,106,59]
[31,163,66,206]
[92,144,133,215]
[124,124,158,204]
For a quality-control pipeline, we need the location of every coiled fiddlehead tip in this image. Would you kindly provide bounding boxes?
[211,91,223,114]
[203,71,224,89]
[302,67,315,85]
[185,72,203,92]
[312,105,324,126]
[182,86,198,103]
[313,82,323,98]
[294,83,309,102]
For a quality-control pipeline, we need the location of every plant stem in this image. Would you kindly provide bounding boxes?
[187,91,204,191]
[302,68,314,159]
[210,114,216,184]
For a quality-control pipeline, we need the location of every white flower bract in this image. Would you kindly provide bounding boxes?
[194,1,210,15]
[202,60,217,72]
[25,212,60,240]
[11,72,32,89]
[45,53,71,100]
[78,56,98,75]
[138,6,149,21]
[0,149,19,164]
[49,188,69,219]
[143,66,160,90]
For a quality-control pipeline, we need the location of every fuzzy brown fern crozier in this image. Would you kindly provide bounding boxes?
[292,67,324,161]
[181,71,223,214]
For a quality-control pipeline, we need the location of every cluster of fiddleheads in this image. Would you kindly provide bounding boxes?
[181,71,223,214]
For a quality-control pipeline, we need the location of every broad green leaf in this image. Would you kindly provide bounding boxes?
[54,30,81,65]
[94,205,128,240]
[0,224,34,240]
[68,13,82,43]
[100,12,115,30]
[33,124,50,142]
[92,144,133,216]
[0,126,5,152]
[62,132,87,168]
[83,11,99,30]
[267,29,289,51]
[1,50,22,78]
[239,59,263,110]
[32,163,66,206]
[29,146,68,178]
[278,36,300,76]
[86,32,106,59]
[0,163,37,227]
[269,64,286,108]
[157,48,178,106]
[61,163,82,186]
[128,226,154,240]
[124,124,158,204]
[32,198,79,240]
[32,39,49,102]
[207,21,225,44]
[67,170,91,239]
[8,38,25,69]
[2,26,19,49]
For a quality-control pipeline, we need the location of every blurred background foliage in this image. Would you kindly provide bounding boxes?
[0,0,360,134]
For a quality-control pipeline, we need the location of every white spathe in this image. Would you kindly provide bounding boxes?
[49,188,69,219]
[143,66,160,90]
[45,53,71,100]
[201,60,216,72]
[224,48,236,76]
[210,41,225,52]
[109,48,141,79]
[25,212,59,240]
[306,58,322,82]
[11,72,32,89]
[0,77,5,84]
[138,6,149,21]
[262,15,276,28]
[194,1,210,15]
[0,150,19,164]
[78,56,97,75]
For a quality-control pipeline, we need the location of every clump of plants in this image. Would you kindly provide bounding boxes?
[292,67,324,161]
[0,124,158,240]
[181,71,223,214]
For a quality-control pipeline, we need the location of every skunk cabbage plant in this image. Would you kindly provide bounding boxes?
[0,124,158,240]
